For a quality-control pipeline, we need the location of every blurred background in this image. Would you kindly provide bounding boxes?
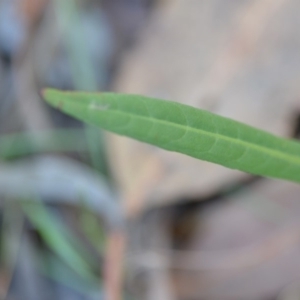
[2,0,300,299]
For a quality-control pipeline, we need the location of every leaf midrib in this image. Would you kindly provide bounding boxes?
[86,102,300,165]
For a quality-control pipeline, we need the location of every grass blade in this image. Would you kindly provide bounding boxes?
[22,200,97,283]
[43,89,300,183]
[0,129,87,160]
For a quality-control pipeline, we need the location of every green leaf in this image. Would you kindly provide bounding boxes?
[0,129,88,160]
[22,200,98,283]
[43,88,300,183]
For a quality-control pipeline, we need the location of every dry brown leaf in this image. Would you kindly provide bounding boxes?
[109,0,300,215]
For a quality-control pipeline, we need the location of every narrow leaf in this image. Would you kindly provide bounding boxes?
[43,89,300,183]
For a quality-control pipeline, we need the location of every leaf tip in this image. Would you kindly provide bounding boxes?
[41,88,53,102]
[41,88,64,110]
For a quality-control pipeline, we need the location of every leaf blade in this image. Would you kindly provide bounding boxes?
[43,88,300,183]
